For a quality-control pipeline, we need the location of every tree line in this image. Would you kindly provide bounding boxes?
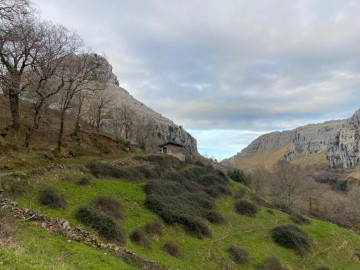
[0,0,156,150]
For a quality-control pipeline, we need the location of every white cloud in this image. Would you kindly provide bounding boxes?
[35,0,360,158]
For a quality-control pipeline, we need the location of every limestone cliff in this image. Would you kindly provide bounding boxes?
[104,83,197,153]
[88,54,197,153]
[232,109,360,168]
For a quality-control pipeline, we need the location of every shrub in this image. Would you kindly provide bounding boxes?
[235,199,258,217]
[76,206,126,244]
[256,256,285,270]
[144,221,164,237]
[228,169,249,185]
[234,188,246,200]
[289,213,311,225]
[1,176,29,196]
[0,208,17,244]
[91,196,123,219]
[38,187,67,209]
[144,164,230,238]
[271,224,310,254]
[87,162,144,181]
[130,229,149,247]
[228,245,249,264]
[76,177,92,186]
[206,211,224,224]
[163,242,182,258]
[134,155,185,170]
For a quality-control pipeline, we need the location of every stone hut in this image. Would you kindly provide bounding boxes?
[158,142,186,161]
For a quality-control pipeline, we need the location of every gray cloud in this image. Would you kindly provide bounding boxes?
[36,0,360,157]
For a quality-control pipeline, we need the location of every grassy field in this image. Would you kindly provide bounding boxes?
[4,163,359,270]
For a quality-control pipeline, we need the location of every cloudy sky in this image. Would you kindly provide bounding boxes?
[36,0,360,160]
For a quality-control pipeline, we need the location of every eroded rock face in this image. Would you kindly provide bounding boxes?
[237,109,360,168]
[103,84,197,153]
[327,110,360,168]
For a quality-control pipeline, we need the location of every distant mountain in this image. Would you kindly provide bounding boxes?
[224,109,360,169]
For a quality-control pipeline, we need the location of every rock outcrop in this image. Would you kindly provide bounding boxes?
[235,109,360,168]
[103,83,197,153]
[327,110,360,168]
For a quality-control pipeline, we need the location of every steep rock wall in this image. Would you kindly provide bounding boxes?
[235,109,360,168]
[104,84,197,153]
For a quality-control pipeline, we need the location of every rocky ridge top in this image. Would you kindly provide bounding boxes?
[237,110,360,168]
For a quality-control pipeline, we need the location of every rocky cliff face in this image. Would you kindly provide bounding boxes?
[327,110,360,168]
[88,54,197,153]
[237,110,360,168]
[105,84,197,153]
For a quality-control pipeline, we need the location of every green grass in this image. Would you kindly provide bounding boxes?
[7,164,360,270]
[0,222,137,270]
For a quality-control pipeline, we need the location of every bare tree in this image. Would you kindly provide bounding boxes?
[86,87,114,133]
[54,53,103,150]
[0,6,43,130]
[0,0,32,22]
[271,160,312,207]
[23,23,82,147]
[118,105,134,140]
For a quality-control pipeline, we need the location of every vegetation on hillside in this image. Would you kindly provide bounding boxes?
[0,155,359,269]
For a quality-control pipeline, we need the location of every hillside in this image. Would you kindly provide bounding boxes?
[224,109,360,170]
[1,155,359,270]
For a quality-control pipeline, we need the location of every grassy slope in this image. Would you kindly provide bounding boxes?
[0,222,137,270]
[9,165,360,270]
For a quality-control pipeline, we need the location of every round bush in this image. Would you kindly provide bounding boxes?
[91,196,123,219]
[163,242,182,258]
[76,206,126,244]
[206,211,224,224]
[144,221,164,237]
[76,177,92,186]
[38,187,67,209]
[289,213,311,225]
[234,199,258,217]
[228,245,249,264]
[130,229,149,247]
[271,224,310,254]
[256,256,285,270]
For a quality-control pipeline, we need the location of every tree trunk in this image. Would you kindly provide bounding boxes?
[8,92,20,130]
[57,111,65,150]
[24,105,42,148]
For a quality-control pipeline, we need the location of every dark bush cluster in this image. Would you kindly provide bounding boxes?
[76,206,126,244]
[228,245,249,264]
[133,155,185,171]
[289,213,311,225]
[90,196,123,219]
[130,229,149,247]
[234,199,258,217]
[87,162,144,181]
[144,162,230,238]
[38,187,67,209]
[228,169,250,185]
[163,242,182,258]
[271,224,310,254]
[1,175,29,196]
[144,221,164,237]
[256,256,285,270]
[76,176,92,186]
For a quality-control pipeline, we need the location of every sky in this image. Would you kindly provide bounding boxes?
[36,0,360,160]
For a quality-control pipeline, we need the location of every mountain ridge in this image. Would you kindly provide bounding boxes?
[225,109,360,168]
